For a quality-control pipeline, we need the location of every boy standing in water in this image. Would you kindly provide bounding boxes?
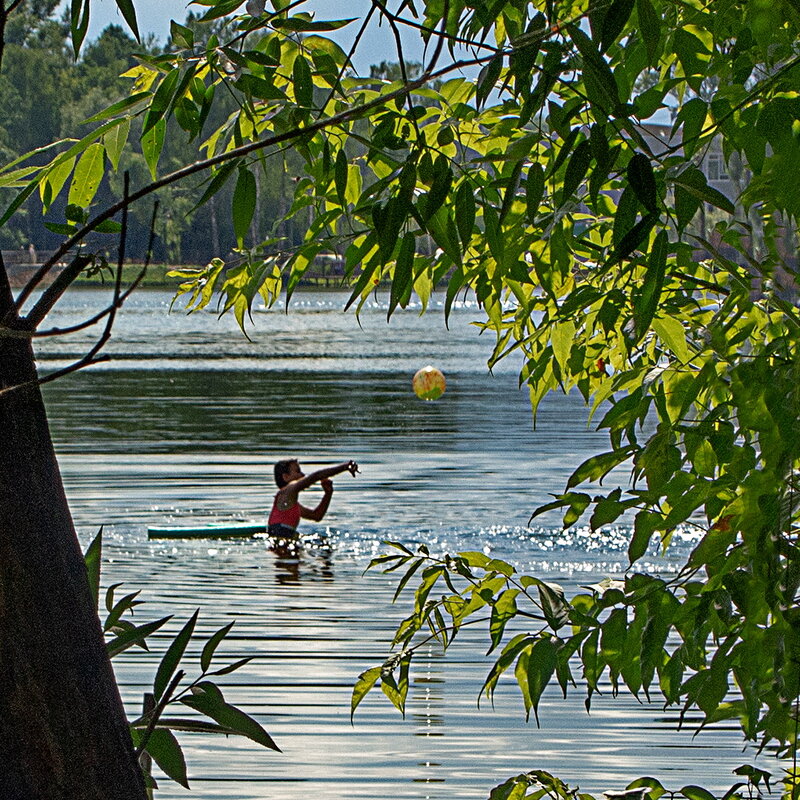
[268,459,359,536]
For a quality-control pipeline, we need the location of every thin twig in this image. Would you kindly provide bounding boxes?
[0,187,158,396]
[0,354,113,398]
[34,277,142,339]
[100,172,130,347]
[32,196,154,340]
[134,670,186,758]
[317,3,377,117]
[369,0,419,127]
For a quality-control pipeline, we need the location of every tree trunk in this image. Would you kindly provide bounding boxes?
[0,266,146,799]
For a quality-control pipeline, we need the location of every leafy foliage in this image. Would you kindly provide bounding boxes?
[84,529,279,791]
[361,536,800,759]
[4,0,800,797]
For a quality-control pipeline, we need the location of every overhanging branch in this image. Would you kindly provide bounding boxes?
[12,33,493,322]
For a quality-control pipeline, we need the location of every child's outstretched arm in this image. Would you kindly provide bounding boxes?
[279,461,359,508]
[292,461,359,493]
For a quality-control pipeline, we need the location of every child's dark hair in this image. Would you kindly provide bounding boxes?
[274,459,298,488]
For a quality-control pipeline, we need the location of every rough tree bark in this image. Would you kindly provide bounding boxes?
[0,261,146,799]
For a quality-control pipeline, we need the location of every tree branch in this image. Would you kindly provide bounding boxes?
[35,199,157,339]
[0,181,160,397]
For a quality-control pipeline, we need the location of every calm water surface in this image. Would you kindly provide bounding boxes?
[35,288,760,799]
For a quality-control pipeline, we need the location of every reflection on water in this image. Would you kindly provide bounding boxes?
[36,290,762,798]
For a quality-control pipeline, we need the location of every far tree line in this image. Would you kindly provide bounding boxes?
[2,6,398,266]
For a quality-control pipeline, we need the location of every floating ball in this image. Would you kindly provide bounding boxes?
[413,365,446,400]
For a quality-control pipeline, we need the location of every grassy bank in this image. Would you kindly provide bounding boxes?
[72,263,183,287]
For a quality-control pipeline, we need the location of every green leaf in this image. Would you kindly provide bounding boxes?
[65,203,88,224]
[114,0,140,41]
[201,621,235,673]
[489,589,520,653]
[613,186,639,248]
[652,315,690,362]
[84,92,150,124]
[634,228,668,341]
[170,20,194,49]
[612,212,657,264]
[427,206,461,265]
[476,54,503,109]
[142,118,165,180]
[567,446,637,489]
[83,527,103,611]
[44,222,78,236]
[190,159,239,216]
[181,682,280,751]
[420,156,453,222]
[232,167,257,248]
[143,68,180,134]
[40,156,75,212]
[154,610,198,701]
[561,140,591,205]
[334,148,348,204]
[551,320,576,370]
[636,0,661,65]
[145,728,188,788]
[67,143,105,209]
[389,557,426,602]
[389,232,415,318]
[568,25,621,113]
[538,583,570,631]
[351,666,382,718]
[272,16,355,31]
[293,55,314,107]
[107,616,171,658]
[70,0,90,57]
[94,220,123,234]
[629,511,661,562]
[481,633,536,704]
[200,0,245,22]
[600,0,635,53]
[525,163,545,223]
[530,492,591,524]
[680,786,717,800]
[235,74,287,101]
[380,654,410,714]
[627,153,657,212]
[526,637,557,724]
[103,119,130,172]
[141,718,239,736]
[208,656,253,677]
[672,167,735,215]
[675,98,707,158]
[455,181,476,245]
[582,627,601,694]
[437,126,455,146]
[674,184,701,231]
[590,487,627,529]
[627,777,667,798]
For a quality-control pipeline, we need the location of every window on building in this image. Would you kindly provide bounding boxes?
[707,152,729,181]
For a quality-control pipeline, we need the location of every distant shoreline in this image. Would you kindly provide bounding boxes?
[6,262,350,291]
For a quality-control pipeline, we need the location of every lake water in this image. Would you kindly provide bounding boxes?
[35,288,760,799]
